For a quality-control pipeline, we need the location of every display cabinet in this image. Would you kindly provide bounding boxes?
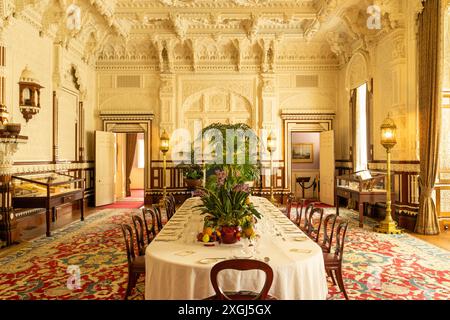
[336,170,392,228]
[12,172,85,236]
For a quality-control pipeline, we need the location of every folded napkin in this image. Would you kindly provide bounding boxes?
[155,235,179,241]
[290,248,312,254]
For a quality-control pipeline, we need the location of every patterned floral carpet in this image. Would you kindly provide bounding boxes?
[0,207,449,300]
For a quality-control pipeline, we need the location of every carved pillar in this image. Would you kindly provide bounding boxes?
[52,43,63,162]
[259,73,276,131]
[78,101,85,161]
[0,137,27,247]
[389,30,408,160]
[159,73,176,135]
[0,34,5,107]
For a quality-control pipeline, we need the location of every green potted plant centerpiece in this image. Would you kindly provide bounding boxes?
[178,163,204,189]
[196,165,261,244]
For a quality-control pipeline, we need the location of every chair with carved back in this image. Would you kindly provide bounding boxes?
[120,224,145,300]
[305,207,324,242]
[168,193,176,209]
[206,259,276,300]
[164,196,176,221]
[141,207,157,242]
[299,203,314,232]
[294,199,307,227]
[132,215,147,256]
[284,193,295,220]
[319,213,338,253]
[324,220,349,300]
[151,205,164,232]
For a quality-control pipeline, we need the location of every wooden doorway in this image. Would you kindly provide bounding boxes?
[99,112,154,205]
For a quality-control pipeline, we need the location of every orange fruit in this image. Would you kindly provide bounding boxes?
[244,227,254,238]
[203,227,213,236]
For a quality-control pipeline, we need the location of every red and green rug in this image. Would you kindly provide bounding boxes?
[0,207,449,300]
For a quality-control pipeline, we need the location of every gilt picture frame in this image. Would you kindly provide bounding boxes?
[292,143,314,163]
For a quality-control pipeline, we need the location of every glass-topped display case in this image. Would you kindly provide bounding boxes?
[12,172,82,198]
[12,172,85,237]
[336,170,387,192]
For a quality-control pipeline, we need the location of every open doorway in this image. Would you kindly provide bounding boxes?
[291,132,321,201]
[113,133,144,208]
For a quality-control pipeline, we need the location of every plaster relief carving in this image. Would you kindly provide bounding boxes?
[181,79,253,103]
[346,52,369,90]
[183,87,252,133]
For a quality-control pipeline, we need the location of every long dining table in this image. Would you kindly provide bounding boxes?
[144,196,328,300]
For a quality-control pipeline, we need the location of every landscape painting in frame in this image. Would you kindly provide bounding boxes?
[292,143,314,163]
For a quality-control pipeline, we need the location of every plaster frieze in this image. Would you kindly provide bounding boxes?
[280,110,336,121]
[116,0,317,10]
[99,110,155,121]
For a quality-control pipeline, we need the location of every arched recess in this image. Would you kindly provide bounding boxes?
[346,51,371,91]
[345,50,373,169]
[180,87,254,136]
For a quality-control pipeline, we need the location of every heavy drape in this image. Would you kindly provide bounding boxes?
[125,133,138,197]
[415,0,443,235]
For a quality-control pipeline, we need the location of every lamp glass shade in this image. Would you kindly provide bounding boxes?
[267,132,277,153]
[380,115,397,149]
[160,130,170,153]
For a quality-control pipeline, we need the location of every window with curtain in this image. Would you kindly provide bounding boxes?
[354,83,368,172]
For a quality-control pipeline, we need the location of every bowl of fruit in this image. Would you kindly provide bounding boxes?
[197,227,222,246]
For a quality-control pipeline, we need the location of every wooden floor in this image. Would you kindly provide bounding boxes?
[8,205,450,252]
[409,220,450,251]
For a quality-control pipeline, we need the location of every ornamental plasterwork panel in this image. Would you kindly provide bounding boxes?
[99,93,158,112]
[346,52,368,89]
[181,79,254,103]
[280,92,336,111]
[182,88,252,134]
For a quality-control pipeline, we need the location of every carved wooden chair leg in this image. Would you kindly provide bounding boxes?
[124,273,135,300]
[326,269,336,286]
[335,268,349,300]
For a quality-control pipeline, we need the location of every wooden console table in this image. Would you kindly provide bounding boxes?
[336,186,390,228]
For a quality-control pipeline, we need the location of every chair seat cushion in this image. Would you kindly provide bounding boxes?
[323,253,340,267]
[131,256,146,273]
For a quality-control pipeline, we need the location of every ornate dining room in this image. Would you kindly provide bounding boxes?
[0,0,449,304]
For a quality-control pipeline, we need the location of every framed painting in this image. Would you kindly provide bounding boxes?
[292,143,314,163]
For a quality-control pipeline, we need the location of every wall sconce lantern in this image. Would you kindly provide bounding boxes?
[18,66,43,122]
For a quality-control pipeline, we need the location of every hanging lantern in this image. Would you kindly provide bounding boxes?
[18,66,43,122]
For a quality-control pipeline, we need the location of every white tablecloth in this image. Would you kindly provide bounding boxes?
[144,196,328,300]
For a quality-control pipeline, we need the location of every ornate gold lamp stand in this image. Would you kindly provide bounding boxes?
[374,114,403,234]
[159,129,170,206]
[267,131,277,204]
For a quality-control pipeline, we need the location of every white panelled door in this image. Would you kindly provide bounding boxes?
[320,130,335,206]
[95,131,116,207]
